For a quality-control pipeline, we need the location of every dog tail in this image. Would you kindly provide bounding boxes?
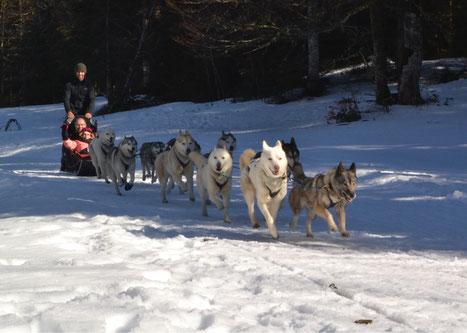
[188,151,207,169]
[239,149,256,171]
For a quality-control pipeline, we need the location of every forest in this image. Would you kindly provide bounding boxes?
[0,0,466,111]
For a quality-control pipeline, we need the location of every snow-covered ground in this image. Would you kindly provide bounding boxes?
[0,78,466,332]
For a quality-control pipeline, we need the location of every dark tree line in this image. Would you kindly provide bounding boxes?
[0,0,466,110]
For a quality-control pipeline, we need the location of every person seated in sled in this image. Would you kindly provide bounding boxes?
[64,62,96,128]
[60,116,96,173]
[62,117,95,155]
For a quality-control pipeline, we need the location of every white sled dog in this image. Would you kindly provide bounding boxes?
[108,136,137,196]
[89,127,115,182]
[154,130,196,203]
[240,140,288,239]
[189,146,233,223]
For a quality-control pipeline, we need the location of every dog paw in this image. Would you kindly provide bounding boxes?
[341,231,350,238]
[252,223,260,229]
[272,234,279,240]
[189,197,195,202]
[224,217,232,224]
[125,183,133,191]
[162,199,168,204]
[105,179,110,184]
[306,233,314,239]
[330,226,338,232]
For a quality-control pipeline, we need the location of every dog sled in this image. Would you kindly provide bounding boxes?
[60,145,96,177]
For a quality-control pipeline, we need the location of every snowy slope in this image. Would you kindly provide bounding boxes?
[0,79,466,332]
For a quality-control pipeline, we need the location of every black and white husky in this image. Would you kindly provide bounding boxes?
[108,136,138,196]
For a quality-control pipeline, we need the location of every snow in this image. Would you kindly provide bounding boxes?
[1,78,467,332]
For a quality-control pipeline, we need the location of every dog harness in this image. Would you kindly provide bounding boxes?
[212,171,230,190]
[325,182,338,208]
[174,150,190,168]
[264,172,287,198]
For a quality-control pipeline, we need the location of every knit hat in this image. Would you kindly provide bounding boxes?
[75,62,87,73]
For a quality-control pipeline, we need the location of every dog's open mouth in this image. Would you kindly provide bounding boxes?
[270,168,280,176]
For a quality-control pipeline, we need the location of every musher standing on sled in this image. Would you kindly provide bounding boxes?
[63,62,96,128]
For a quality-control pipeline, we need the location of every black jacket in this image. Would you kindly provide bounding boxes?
[64,78,95,116]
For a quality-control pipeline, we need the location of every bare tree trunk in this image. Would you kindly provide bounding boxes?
[306,29,323,96]
[398,12,423,105]
[105,0,112,105]
[369,0,391,105]
[305,2,323,96]
[0,0,6,97]
[110,1,156,111]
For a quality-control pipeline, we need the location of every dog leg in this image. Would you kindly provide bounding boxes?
[167,176,174,193]
[110,170,122,196]
[142,161,146,181]
[222,191,232,223]
[258,201,279,239]
[150,166,155,183]
[305,209,317,238]
[243,188,259,228]
[315,205,338,232]
[160,176,169,203]
[336,205,350,238]
[104,165,111,184]
[268,200,281,225]
[200,188,208,217]
[290,214,300,230]
[125,164,135,191]
[209,192,224,210]
[185,167,195,202]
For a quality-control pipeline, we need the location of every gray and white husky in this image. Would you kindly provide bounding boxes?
[288,162,357,238]
[189,147,233,223]
[107,136,138,196]
[89,127,116,182]
[154,130,196,203]
[140,141,165,183]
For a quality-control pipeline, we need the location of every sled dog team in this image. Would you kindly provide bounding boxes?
[89,128,357,239]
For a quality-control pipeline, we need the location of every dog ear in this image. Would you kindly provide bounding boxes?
[290,137,296,146]
[262,140,270,151]
[336,162,345,177]
[275,140,282,148]
[222,130,225,135]
[349,162,356,174]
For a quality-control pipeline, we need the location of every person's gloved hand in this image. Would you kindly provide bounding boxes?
[66,111,75,123]
[84,112,93,119]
